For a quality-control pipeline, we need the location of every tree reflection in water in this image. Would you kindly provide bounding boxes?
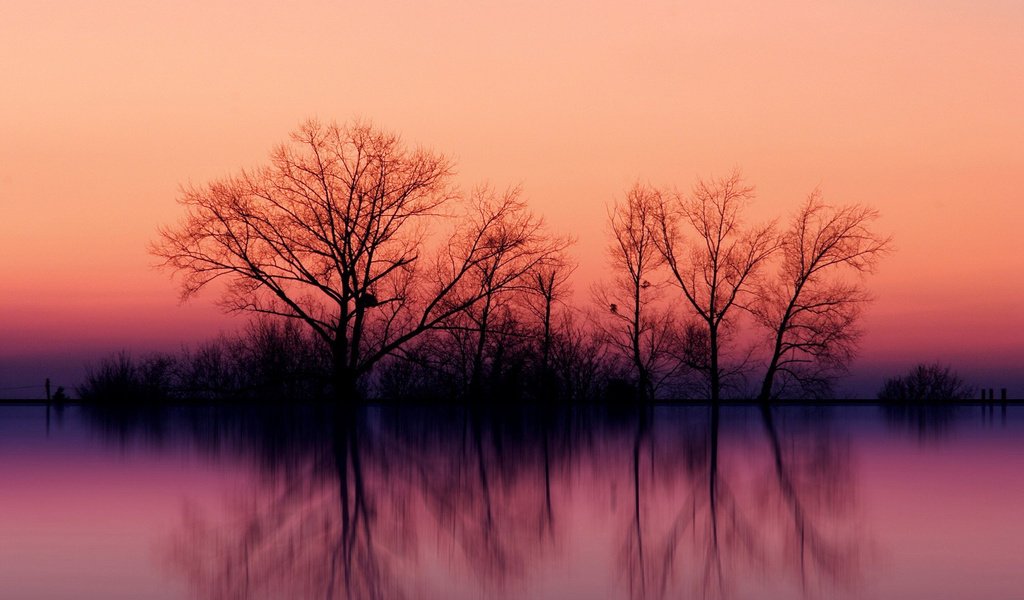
[882,404,961,442]
[616,406,864,600]
[759,407,863,594]
[85,404,867,599]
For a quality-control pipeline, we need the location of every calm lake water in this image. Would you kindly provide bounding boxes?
[1,404,1022,600]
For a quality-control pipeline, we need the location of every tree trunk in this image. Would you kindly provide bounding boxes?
[332,340,360,404]
[709,325,720,404]
[469,295,492,401]
[759,360,779,403]
[541,296,554,399]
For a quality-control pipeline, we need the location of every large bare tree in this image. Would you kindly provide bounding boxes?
[154,120,561,401]
[751,193,891,400]
[653,172,777,402]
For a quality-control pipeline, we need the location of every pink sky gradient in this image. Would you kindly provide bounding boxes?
[2,1,1022,396]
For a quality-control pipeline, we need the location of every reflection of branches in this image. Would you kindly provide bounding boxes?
[411,408,554,588]
[619,406,864,600]
[621,410,650,599]
[331,415,386,599]
[621,406,762,600]
[882,404,959,442]
[144,405,866,599]
[165,414,401,600]
[705,404,726,597]
[760,406,864,594]
[693,405,763,600]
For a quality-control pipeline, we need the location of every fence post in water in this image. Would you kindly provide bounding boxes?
[1001,388,1007,402]
[45,378,51,402]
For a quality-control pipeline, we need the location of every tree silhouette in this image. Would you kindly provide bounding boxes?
[153,120,562,401]
[752,193,891,400]
[523,250,576,399]
[444,187,570,399]
[653,172,776,402]
[596,184,683,401]
[877,363,972,401]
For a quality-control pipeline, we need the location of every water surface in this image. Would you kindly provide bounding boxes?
[1,404,1022,599]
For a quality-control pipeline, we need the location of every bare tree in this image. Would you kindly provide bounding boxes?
[595,183,681,402]
[523,250,576,397]
[548,312,614,402]
[752,193,891,400]
[432,186,572,399]
[653,172,777,402]
[154,120,559,401]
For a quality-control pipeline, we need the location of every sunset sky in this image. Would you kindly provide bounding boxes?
[2,0,1022,397]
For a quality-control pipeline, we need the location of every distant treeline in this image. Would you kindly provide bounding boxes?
[77,314,655,403]
[77,315,975,403]
[77,319,329,403]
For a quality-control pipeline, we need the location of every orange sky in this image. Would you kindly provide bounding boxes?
[2,0,1022,396]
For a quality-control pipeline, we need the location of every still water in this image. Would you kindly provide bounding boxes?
[1,404,1022,600]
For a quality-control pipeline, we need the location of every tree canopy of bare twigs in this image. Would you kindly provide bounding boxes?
[652,172,777,402]
[877,363,972,401]
[523,250,577,396]
[153,119,566,401]
[438,186,572,398]
[594,183,684,401]
[594,171,892,402]
[751,193,892,400]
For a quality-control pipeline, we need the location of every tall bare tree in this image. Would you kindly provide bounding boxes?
[751,193,891,400]
[653,172,776,402]
[441,186,571,398]
[153,120,560,401]
[524,250,576,396]
[596,183,681,402]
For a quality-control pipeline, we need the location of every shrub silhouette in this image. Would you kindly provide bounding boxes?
[877,363,972,402]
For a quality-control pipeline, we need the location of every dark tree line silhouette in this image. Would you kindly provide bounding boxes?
[877,363,973,402]
[77,318,330,403]
[75,118,902,402]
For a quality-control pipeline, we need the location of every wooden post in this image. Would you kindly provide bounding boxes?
[1001,388,1007,402]
[45,378,51,402]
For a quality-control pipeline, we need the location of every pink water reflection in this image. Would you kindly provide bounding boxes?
[1,405,1022,599]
